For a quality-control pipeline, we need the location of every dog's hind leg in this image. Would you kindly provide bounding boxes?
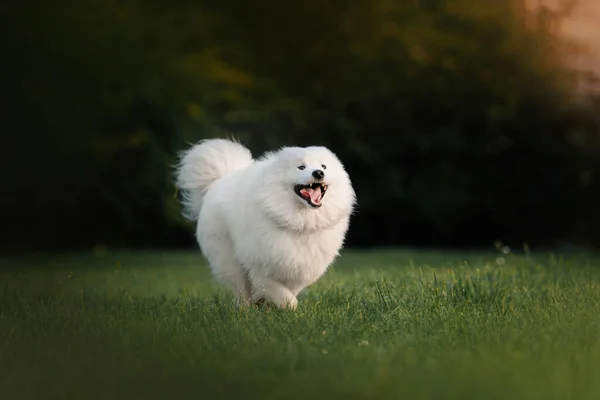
[200,234,251,305]
[223,266,252,307]
[214,259,251,306]
[213,258,252,306]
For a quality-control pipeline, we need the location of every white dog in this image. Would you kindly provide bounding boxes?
[175,138,356,309]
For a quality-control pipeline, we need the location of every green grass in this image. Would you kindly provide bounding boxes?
[2,249,600,399]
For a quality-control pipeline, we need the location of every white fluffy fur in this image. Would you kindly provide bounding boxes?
[175,138,356,309]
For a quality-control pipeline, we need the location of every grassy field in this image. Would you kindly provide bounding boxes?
[2,249,600,400]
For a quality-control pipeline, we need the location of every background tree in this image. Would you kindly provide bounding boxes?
[3,0,599,251]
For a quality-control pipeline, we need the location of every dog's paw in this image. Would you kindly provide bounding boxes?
[285,296,298,310]
[253,296,297,310]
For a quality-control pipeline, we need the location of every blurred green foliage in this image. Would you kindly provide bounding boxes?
[4,0,600,250]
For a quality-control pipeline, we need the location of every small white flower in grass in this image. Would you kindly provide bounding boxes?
[322,330,327,336]
[496,257,505,266]
[359,340,369,347]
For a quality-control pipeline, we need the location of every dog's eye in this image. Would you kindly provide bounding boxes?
[298,165,306,170]
[321,164,327,169]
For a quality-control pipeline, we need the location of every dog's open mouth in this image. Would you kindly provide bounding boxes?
[294,182,328,208]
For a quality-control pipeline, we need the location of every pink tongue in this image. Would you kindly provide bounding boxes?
[309,186,322,203]
[301,186,322,203]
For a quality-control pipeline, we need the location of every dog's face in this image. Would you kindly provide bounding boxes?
[256,146,356,232]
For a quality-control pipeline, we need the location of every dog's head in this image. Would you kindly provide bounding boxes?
[255,146,356,232]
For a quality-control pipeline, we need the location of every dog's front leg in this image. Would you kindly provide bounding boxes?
[251,276,298,310]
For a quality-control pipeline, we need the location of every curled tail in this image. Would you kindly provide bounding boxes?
[175,138,253,221]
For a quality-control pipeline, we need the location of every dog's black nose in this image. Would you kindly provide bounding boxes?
[312,169,325,180]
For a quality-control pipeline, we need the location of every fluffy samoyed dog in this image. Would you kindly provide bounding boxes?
[175,138,356,309]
